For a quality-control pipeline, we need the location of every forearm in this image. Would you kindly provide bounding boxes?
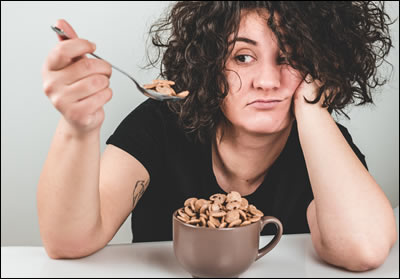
[295,106,397,267]
[37,117,104,257]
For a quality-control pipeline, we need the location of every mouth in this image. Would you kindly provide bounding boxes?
[247,99,283,109]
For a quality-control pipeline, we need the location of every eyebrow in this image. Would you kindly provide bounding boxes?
[229,37,258,46]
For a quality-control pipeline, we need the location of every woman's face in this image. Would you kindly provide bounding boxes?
[221,10,303,135]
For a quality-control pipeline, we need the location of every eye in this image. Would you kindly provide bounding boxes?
[234,54,254,64]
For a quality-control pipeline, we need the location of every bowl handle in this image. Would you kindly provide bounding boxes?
[255,216,283,261]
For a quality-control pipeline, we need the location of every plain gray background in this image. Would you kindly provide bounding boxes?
[1,1,399,246]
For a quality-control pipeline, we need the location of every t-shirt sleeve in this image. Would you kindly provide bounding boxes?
[105,100,165,177]
[336,123,368,170]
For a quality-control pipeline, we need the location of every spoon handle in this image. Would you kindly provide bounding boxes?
[50,26,131,79]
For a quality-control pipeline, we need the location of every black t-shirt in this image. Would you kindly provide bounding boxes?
[106,98,368,243]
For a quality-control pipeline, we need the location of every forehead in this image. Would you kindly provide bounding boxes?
[231,10,279,45]
[239,10,270,32]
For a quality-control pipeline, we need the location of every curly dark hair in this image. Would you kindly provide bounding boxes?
[146,1,396,143]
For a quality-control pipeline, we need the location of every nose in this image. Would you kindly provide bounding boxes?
[253,63,281,90]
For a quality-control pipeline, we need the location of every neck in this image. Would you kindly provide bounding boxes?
[212,120,293,195]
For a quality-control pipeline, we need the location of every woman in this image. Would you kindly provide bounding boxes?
[38,1,397,271]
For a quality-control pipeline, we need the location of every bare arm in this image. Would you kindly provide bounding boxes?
[294,79,397,271]
[37,120,150,259]
[37,119,104,258]
[98,145,150,246]
[38,19,150,259]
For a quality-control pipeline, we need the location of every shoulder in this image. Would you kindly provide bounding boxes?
[126,98,173,121]
[106,99,183,176]
[115,98,179,132]
[106,98,181,146]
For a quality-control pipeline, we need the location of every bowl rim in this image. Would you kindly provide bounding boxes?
[172,209,260,231]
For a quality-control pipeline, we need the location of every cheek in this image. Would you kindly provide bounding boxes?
[222,67,302,114]
[220,67,301,133]
[225,70,242,94]
[226,66,303,98]
[220,96,238,120]
[281,67,303,96]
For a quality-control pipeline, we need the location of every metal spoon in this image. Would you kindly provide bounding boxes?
[51,26,182,101]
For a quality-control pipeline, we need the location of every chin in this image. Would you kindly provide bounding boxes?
[243,116,293,135]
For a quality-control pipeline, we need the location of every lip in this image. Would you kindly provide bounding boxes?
[247,99,283,109]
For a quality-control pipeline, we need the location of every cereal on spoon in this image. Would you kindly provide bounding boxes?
[143,79,189,98]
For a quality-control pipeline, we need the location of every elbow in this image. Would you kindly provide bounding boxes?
[40,223,108,259]
[317,234,395,272]
[44,243,90,260]
[318,217,397,272]
[353,218,399,271]
[45,246,71,260]
[43,243,75,259]
[347,243,391,272]
[42,237,106,260]
[326,240,393,272]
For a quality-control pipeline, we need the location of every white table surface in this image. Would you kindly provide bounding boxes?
[2,207,398,278]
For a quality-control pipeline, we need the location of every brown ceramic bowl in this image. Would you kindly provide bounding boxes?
[172,209,283,278]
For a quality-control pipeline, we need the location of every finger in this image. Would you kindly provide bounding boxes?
[304,74,323,88]
[54,19,79,40]
[58,58,112,86]
[314,79,324,88]
[73,87,113,116]
[297,74,318,91]
[64,74,110,103]
[53,19,88,64]
[42,58,111,99]
[46,38,96,71]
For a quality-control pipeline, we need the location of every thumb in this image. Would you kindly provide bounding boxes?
[54,19,79,41]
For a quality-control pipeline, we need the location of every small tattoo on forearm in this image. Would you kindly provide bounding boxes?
[133,179,148,208]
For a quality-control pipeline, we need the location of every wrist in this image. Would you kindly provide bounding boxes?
[58,117,101,142]
[294,101,331,122]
